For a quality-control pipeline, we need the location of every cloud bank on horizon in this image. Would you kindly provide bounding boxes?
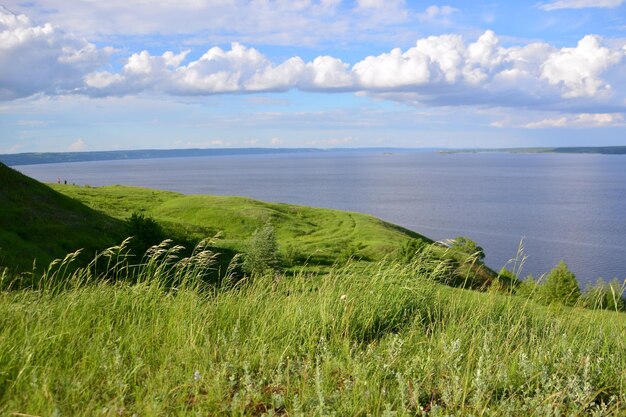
[1,1,626,152]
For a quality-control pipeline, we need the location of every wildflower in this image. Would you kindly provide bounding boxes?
[340,294,347,301]
[193,370,201,381]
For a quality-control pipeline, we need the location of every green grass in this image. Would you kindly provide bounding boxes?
[1,245,625,416]
[3,166,494,289]
[51,184,430,266]
[0,164,125,271]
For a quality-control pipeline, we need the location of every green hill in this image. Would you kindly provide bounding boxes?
[50,184,430,266]
[0,165,495,287]
[51,184,497,287]
[0,163,125,271]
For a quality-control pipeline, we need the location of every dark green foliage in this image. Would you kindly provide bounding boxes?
[497,267,518,282]
[515,275,541,299]
[397,238,426,263]
[126,212,164,256]
[491,267,520,292]
[542,260,580,306]
[243,222,281,275]
[581,278,626,311]
[450,236,485,261]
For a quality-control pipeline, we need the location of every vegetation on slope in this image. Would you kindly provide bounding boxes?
[51,184,431,266]
[0,163,125,271]
[1,243,625,416]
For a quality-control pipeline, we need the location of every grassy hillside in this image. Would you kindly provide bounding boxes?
[0,164,125,271]
[1,168,492,287]
[1,249,624,416]
[51,184,430,265]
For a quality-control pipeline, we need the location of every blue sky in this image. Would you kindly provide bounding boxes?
[1,0,625,153]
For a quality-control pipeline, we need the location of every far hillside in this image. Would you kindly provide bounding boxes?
[0,163,125,271]
[51,184,431,266]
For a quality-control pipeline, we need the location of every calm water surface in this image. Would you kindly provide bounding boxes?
[17,151,626,285]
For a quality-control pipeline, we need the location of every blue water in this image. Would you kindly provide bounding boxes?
[16,150,626,285]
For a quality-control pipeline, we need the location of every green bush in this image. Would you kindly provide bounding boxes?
[581,278,625,311]
[126,212,164,256]
[243,222,281,275]
[450,236,485,261]
[492,267,519,291]
[397,238,426,263]
[541,261,580,306]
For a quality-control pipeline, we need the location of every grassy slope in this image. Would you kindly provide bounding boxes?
[0,164,125,271]
[1,257,624,416]
[51,184,430,265]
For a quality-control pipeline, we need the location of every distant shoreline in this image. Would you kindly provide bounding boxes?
[438,146,626,155]
[2,145,625,166]
[0,147,434,166]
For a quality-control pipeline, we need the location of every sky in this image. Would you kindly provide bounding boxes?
[1,0,626,153]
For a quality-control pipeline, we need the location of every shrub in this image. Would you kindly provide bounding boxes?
[581,278,626,311]
[337,242,366,264]
[397,238,426,264]
[243,222,281,275]
[126,212,164,256]
[541,260,580,306]
[492,267,519,291]
[450,236,485,261]
[515,275,541,298]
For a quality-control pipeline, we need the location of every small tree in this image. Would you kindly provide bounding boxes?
[542,260,580,306]
[243,222,281,275]
[127,212,164,256]
[450,236,485,261]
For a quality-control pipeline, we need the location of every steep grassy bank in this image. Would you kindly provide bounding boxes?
[0,164,125,270]
[1,250,625,416]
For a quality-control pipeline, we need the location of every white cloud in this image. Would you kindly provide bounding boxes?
[2,0,412,47]
[523,117,569,128]
[2,6,626,114]
[34,31,626,111]
[417,5,458,23]
[270,137,283,145]
[68,138,87,151]
[538,0,624,10]
[304,56,354,89]
[0,6,112,100]
[521,113,624,128]
[540,35,623,98]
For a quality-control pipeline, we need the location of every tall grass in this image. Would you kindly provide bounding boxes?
[1,242,625,416]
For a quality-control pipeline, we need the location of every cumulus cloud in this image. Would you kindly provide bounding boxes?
[84,43,355,96]
[68,138,87,151]
[540,35,623,98]
[2,6,626,115]
[0,6,111,100]
[538,0,624,10]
